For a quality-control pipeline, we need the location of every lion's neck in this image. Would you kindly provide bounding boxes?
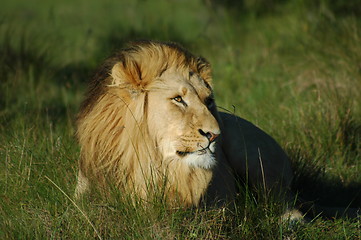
[126,153,213,207]
[163,158,213,207]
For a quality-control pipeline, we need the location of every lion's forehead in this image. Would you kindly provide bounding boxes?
[154,69,212,97]
[172,79,211,101]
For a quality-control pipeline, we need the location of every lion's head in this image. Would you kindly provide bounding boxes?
[76,41,221,205]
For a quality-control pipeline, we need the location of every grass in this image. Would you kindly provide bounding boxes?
[1,0,360,239]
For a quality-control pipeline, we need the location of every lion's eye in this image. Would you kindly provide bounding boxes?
[172,96,187,106]
[173,96,183,103]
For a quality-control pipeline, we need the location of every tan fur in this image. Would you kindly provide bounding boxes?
[75,41,301,219]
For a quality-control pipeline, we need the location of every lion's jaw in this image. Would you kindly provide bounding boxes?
[147,68,220,170]
[182,142,217,169]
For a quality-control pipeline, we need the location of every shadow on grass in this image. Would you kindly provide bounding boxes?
[0,32,50,82]
[288,147,361,210]
[287,110,361,212]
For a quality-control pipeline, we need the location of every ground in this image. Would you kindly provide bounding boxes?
[1,0,360,239]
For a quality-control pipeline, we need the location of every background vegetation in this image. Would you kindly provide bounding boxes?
[1,0,360,239]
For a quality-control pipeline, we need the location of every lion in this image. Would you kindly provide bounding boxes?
[74,40,358,220]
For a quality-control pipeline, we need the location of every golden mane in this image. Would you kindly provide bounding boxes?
[76,41,213,205]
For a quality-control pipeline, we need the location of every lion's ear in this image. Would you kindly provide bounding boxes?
[110,59,146,94]
[196,57,212,87]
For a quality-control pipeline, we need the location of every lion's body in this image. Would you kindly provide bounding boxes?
[75,40,297,216]
[205,112,294,206]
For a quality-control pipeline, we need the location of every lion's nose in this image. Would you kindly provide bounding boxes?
[198,129,219,142]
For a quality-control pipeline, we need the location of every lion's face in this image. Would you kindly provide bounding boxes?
[147,67,220,169]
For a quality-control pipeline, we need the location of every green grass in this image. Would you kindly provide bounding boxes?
[1,0,360,239]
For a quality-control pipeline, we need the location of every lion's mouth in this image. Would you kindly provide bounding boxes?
[176,143,216,157]
[176,151,189,157]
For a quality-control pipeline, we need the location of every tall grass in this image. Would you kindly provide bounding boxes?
[1,0,360,239]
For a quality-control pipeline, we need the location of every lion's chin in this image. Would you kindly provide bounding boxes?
[183,150,217,169]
